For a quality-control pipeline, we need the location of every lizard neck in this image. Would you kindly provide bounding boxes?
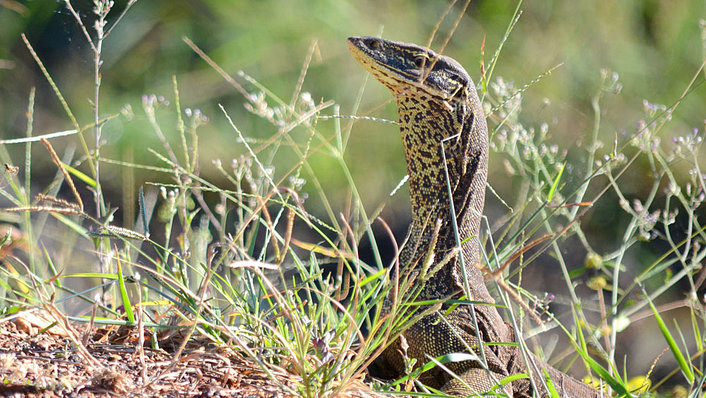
[394,87,489,296]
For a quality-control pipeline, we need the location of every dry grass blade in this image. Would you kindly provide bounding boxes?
[40,138,83,211]
[228,260,278,270]
[183,36,249,98]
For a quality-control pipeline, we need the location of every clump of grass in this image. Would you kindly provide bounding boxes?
[1,1,705,397]
[0,3,389,396]
[483,53,706,397]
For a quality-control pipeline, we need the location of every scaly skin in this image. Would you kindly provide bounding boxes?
[348,36,601,398]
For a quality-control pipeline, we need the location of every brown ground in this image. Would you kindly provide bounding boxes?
[0,310,381,397]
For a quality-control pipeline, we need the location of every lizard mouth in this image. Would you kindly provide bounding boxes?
[347,36,462,103]
[346,37,382,72]
[347,36,430,96]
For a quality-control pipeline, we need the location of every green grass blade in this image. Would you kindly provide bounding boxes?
[647,294,694,383]
[42,247,62,288]
[691,308,703,353]
[116,257,135,323]
[544,369,560,398]
[62,162,97,187]
[645,295,694,384]
[547,162,565,201]
[51,213,89,238]
[573,310,632,397]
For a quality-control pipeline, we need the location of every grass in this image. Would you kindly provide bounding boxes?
[1,1,706,397]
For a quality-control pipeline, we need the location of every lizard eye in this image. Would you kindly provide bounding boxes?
[366,38,382,50]
[414,55,427,68]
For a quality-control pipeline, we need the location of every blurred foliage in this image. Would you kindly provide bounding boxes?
[0,0,702,288]
[1,1,704,223]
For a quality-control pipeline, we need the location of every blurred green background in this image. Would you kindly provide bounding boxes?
[2,0,704,219]
[1,0,705,385]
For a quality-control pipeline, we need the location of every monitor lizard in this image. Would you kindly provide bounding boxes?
[348,36,602,397]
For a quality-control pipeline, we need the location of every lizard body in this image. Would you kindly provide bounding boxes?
[347,36,601,397]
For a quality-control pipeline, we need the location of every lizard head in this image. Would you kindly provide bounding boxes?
[347,36,472,103]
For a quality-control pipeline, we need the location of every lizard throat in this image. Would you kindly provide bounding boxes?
[396,93,464,226]
[394,89,488,276]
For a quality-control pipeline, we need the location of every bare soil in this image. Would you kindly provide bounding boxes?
[0,311,379,397]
